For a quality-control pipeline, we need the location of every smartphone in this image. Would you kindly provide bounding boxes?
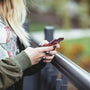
[43,37,64,47]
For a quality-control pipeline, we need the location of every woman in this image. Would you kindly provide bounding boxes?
[0,0,59,90]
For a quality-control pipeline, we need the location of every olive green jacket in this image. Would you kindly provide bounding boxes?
[0,51,31,90]
[0,41,46,90]
[0,16,46,90]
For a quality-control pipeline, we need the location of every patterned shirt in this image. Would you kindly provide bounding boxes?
[0,16,19,60]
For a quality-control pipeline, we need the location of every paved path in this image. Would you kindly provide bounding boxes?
[30,29,90,42]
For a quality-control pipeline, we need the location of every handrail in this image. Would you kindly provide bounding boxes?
[52,53,90,90]
[30,37,90,90]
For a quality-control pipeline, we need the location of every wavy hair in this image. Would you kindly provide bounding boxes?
[0,0,30,47]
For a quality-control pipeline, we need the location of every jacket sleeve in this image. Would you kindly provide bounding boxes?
[24,60,46,76]
[17,38,46,76]
[0,51,32,90]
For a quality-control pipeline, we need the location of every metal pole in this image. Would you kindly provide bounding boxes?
[52,52,90,90]
[40,26,58,90]
[29,37,90,90]
[44,26,54,41]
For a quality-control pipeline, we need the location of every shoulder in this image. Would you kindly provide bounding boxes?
[0,17,7,43]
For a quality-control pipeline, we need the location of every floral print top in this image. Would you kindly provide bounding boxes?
[0,16,19,60]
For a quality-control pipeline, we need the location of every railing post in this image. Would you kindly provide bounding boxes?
[56,79,63,90]
[40,26,58,90]
[24,19,29,32]
[56,75,68,90]
[44,26,54,41]
[61,74,68,90]
[44,26,57,75]
[44,26,68,90]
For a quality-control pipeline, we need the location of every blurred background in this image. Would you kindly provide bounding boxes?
[25,0,90,90]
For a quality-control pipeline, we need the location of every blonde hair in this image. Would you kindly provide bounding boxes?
[0,0,30,47]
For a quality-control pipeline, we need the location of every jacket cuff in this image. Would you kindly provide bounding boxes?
[11,51,32,71]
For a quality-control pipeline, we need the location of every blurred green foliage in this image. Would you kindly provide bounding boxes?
[57,37,90,73]
[29,22,60,32]
[26,0,90,29]
[64,37,90,57]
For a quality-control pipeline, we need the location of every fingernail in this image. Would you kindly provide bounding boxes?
[43,60,46,63]
[54,45,57,48]
[57,44,60,48]
[43,57,46,60]
[39,43,42,46]
[46,51,50,54]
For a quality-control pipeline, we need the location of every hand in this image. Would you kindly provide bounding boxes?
[24,40,59,65]
[40,40,60,63]
[24,46,55,65]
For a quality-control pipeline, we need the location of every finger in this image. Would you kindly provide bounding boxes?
[49,51,56,55]
[45,55,54,60]
[57,44,60,48]
[42,55,54,63]
[45,60,52,63]
[53,44,60,50]
[39,40,49,46]
[46,51,50,55]
[38,46,54,52]
[42,57,46,60]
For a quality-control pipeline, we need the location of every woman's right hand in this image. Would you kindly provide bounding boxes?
[24,46,56,65]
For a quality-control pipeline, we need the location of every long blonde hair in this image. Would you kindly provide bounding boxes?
[0,0,30,47]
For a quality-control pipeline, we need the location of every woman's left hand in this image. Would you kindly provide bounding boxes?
[40,40,60,63]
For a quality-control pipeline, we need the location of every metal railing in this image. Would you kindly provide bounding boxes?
[29,35,90,90]
[52,53,90,90]
[29,27,90,90]
[23,23,90,90]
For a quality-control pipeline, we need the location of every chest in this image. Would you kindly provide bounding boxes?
[0,26,19,59]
